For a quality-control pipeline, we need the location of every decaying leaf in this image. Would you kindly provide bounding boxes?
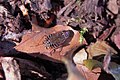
[0,0,120,80]
[107,0,118,14]
[76,64,100,80]
[83,59,102,70]
[86,41,117,59]
[83,57,120,80]
[15,25,86,62]
[73,49,87,64]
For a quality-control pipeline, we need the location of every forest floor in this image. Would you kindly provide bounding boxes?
[0,0,120,80]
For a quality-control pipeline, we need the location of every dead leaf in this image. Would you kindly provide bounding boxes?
[86,41,117,59]
[114,32,120,49]
[83,59,102,70]
[15,25,86,62]
[107,0,118,14]
[73,49,87,64]
[76,64,100,80]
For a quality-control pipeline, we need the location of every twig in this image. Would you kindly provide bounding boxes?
[57,0,76,18]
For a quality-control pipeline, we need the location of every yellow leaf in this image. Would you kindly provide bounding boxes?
[83,59,102,70]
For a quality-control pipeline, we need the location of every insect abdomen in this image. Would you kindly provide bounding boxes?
[43,30,70,49]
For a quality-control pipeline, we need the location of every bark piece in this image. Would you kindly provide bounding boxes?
[16,58,52,80]
[1,57,21,80]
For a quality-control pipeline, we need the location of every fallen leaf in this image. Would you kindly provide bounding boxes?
[73,49,87,64]
[15,25,86,62]
[76,64,100,80]
[83,59,102,70]
[107,0,118,14]
[86,41,117,59]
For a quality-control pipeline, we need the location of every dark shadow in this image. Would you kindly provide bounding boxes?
[84,32,96,44]
[2,49,67,80]
[98,70,115,80]
[0,41,16,53]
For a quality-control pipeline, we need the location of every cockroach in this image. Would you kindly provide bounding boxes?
[42,30,70,54]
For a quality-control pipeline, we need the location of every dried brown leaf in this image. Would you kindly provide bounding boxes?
[107,0,118,14]
[76,64,100,80]
[15,25,86,62]
[87,41,117,59]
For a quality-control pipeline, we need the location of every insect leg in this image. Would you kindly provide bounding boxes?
[58,47,63,54]
[50,49,56,55]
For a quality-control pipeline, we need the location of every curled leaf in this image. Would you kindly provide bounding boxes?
[73,49,87,64]
[87,41,117,59]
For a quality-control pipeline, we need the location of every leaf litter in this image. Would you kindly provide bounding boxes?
[0,0,120,80]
